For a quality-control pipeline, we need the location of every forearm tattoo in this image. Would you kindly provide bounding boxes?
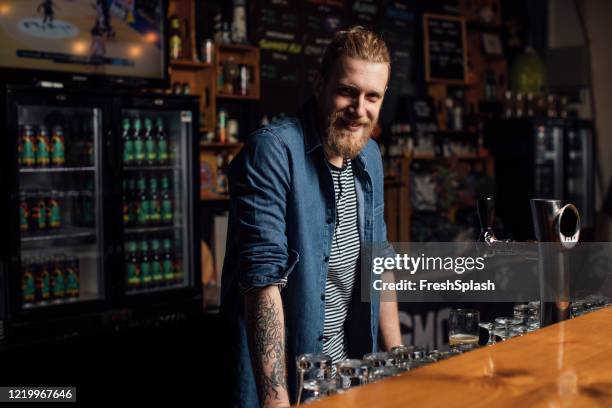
[247,292,288,402]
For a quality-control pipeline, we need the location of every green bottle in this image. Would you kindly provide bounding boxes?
[122,118,134,165]
[48,191,61,229]
[37,192,48,230]
[50,126,65,167]
[133,118,145,166]
[126,241,140,288]
[149,177,161,225]
[151,239,163,285]
[156,117,169,164]
[35,126,50,167]
[162,238,174,283]
[136,176,150,226]
[161,176,173,225]
[21,126,36,168]
[140,240,152,287]
[144,118,157,165]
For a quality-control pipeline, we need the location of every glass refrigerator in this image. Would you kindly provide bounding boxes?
[0,86,201,340]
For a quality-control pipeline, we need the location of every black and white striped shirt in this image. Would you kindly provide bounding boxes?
[322,159,360,363]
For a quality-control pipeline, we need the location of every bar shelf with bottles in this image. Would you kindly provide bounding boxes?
[16,105,103,310]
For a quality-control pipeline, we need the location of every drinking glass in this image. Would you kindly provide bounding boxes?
[296,353,332,405]
[492,317,522,341]
[479,322,496,345]
[449,309,480,349]
[302,379,337,403]
[335,359,367,390]
[390,345,413,371]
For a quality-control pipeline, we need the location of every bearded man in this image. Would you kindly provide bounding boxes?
[220,26,402,408]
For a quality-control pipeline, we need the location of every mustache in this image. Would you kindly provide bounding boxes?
[331,112,371,127]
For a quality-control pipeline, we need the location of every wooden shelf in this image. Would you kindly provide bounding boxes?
[170,60,214,70]
[216,93,260,100]
[200,142,243,149]
[200,127,214,134]
[201,192,230,201]
[217,43,258,53]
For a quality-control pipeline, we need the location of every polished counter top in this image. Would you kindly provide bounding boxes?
[308,307,612,407]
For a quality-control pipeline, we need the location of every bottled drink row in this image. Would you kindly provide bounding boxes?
[122,116,171,167]
[19,189,95,234]
[125,237,184,291]
[21,255,81,306]
[18,125,93,168]
[122,174,174,227]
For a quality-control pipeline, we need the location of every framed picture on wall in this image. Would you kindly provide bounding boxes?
[481,32,503,56]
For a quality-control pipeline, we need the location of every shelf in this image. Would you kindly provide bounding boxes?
[200,127,214,134]
[124,225,181,234]
[170,60,214,70]
[216,93,259,100]
[201,192,230,201]
[125,282,187,295]
[217,43,258,53]
[200,142,243,149]
[20,166,95,173]
[123,166,180,171]
[21,227,96,243]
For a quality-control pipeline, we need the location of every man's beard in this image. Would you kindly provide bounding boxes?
[323,110,374,159]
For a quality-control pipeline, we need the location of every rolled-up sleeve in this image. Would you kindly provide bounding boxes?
[228,129,297,294]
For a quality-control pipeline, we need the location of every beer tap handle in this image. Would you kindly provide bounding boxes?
[477,196,495,242]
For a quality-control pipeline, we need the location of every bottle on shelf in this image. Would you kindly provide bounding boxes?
[149,177,161,225]
[19,125,36,168]
[133,117,145,166]
[156,117,169,165]
[50,255,66,301]
[19,191,29,232]
[50,126,65,167]
[173,236,184,283]
[47,190,62,230]
[126,241,140,289]
[140,240,152,288]
[150,238,164,286]
[21,258,35,305]
[169,15,183,60]
[35,256,51,303]
[65,256,80,299]
[122,117,134,166]
[144,117,157,166]
[122,178,133,226]
[135,174,150,226]
[35,125,51,167]
[160,175,173,225]
[162,238,174,284]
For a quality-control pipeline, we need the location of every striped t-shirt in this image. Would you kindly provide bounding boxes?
[322,159,360,363]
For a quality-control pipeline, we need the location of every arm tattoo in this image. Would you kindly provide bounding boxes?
[247,292,288,402]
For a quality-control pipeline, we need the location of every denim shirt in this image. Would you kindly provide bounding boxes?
[220,99,389,407]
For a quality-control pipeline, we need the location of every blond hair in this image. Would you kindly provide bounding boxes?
[320,26,391,81]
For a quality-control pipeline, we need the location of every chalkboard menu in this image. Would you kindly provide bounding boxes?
[423,13,467,84]
[250,0,420,119]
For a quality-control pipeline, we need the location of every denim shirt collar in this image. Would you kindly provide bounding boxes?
[300,98,369,173]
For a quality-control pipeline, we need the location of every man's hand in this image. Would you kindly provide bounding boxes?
[245,285,290,407]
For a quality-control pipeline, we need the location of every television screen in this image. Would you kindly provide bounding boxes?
[0,0,166,84]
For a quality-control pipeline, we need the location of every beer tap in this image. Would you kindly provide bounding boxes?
[530,199,580,326]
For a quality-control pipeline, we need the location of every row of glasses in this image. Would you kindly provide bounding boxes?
[296,345,446,404]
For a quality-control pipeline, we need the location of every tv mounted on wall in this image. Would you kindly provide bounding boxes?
[0,0,168,88]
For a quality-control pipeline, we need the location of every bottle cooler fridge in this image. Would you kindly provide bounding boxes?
[0,85,201,340]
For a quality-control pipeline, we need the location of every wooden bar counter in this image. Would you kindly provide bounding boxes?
[308,307,612,407]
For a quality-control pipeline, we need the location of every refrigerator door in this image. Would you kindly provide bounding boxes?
[117,99,199,299]
[7,92,108,315]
